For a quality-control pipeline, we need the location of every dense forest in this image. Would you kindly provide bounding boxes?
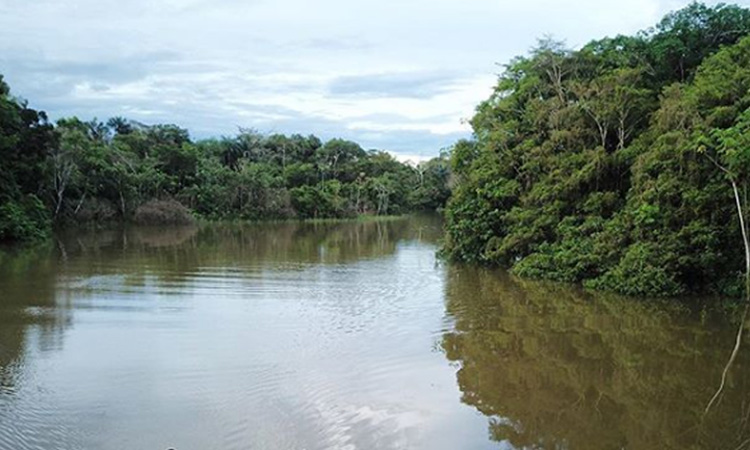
[0,81,450,242]
[444,2,750,297]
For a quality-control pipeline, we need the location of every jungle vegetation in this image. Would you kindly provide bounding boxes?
[443,2,750,297]
[6,2,750,299]
[0,78,451,242]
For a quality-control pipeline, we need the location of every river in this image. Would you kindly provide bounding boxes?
[0,215,748,449]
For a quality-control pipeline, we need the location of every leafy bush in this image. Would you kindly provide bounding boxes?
[0,196,50,241]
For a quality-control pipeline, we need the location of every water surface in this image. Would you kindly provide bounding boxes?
[0,215,748,449]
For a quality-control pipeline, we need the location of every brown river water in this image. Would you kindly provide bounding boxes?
[0,214,749,449]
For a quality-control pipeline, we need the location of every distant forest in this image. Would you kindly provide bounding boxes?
[443,2,750,297]
[0,81,451,241]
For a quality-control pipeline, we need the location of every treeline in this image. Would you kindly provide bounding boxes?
[0,80,450,242]
[444,2,750,297]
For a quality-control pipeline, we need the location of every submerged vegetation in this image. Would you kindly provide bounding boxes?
[444,2,750,297]
[0,82,451,241]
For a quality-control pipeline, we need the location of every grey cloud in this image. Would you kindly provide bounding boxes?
[348,111,460,124]
[2,51,180,82]
[328,72,463,99]
[0,50,182,101]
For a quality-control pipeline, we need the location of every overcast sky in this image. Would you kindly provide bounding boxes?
[0,0,743,160]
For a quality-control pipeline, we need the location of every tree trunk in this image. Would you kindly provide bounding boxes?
[705,178,750,415]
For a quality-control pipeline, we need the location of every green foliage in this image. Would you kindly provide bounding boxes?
[0,75,56,241]
[445,3,750,297]
[291,180,351,219]
[0,75,451,242]
[408,154,452,210]
[648,2,750,82]
[0,196,50,241]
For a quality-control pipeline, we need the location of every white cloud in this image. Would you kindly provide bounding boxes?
[0,0,739,156]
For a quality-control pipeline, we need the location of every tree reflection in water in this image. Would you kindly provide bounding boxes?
[441,267,750,450]
[0,244,70,393]
[0,216,442,396]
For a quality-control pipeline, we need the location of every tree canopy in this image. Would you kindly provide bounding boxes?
[0,80,451,242]
[444,2,750,297]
